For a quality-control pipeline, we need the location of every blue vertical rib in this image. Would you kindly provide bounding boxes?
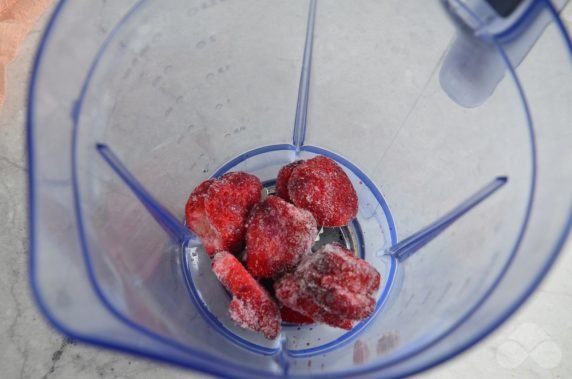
[389,176,508,262]
[273,336,291,375]
[96,143,193,243]
[292,0,317,151]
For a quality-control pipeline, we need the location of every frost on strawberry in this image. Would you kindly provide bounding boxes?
[288,156,358,227]
[274,243,380,329]
[274,273,353,330]
[185,172,262,256]
[245,196,317,278]
[275,160,304,202]
[212,251,281,339]
[185,179,219,254]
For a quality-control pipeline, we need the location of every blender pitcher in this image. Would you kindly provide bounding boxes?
[28,0,572,377]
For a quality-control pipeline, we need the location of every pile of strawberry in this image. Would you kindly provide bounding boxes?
[185,156,381,339]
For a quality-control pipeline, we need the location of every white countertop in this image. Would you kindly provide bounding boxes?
[1,4,571,378]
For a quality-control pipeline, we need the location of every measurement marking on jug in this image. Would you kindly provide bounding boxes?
[205,65,231,81]
[187,0,227,16]
[231,126,246,134]
[484,254,501,281]
[420,290,431,305]
[138,71,150,80]
[459,278,471,293]
[152,76,163,87]
[196,36,216,49]
[122,68,132,80]
[435,283,453,304]
[217,65,230,74]
[404,294,415,309]
[139,45,150,58]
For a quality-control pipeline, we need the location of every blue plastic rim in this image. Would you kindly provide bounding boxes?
[180,144,398,358]
[26,0,572,378]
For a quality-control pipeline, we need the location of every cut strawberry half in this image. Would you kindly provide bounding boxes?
[212,251,281,339]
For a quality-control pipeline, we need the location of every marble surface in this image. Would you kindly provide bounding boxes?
[1,4,571,379]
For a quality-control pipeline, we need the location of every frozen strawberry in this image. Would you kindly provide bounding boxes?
[299,243,380,319]
[261,279,315,325]
[274,243,380,328]
[212,251,281,339]
[275,273,353,330]
[207,172,262,212]
[314,282,376,320]
[303,243,380,295]
[185,172,262,256]
[185,179,220,254]
[288,156,358,227]
[280,305,314,325]
[275,160,304,202]
[205,172,263,253]
[245,196,317,278]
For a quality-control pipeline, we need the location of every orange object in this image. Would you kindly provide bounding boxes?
[0,0,52,108]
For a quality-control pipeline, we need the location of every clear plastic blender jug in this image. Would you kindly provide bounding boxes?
[28,0,572,377]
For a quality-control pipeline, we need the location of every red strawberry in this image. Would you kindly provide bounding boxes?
[274,243,380,328]
[185,172,262,256]
[245,196,317,278]
[185,179,220,254]
[259,279,314,325]
[280,305,314,325]
[275,160,304,202]
[303,243,380,296]
[288,156,358,227]
[274,273,353,330]
[212,251,281,339]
